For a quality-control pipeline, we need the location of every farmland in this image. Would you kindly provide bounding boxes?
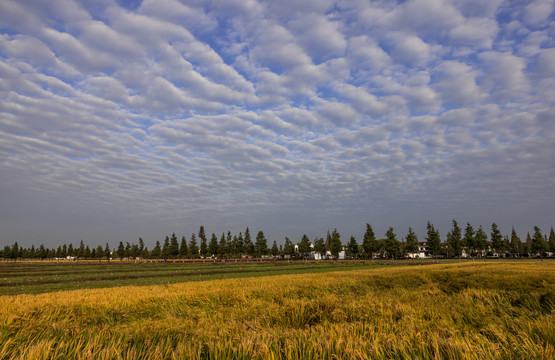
[0,261,554,359]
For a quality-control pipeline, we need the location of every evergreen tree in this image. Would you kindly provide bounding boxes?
[78,240,85,258]
[116,241,125,259]
[104,243,111,260]
[124,242,131,258]
[96,245,104,259]
[490,223,504,255]
[283,237,295,257]
[188,234,199,258]
[362,223,379,259]
[298,234,311,258]
[384,227,400,259]
[325,230,332,251]
[271,240,279,256]
[346,236,359,258]
[209,233,219,257]
[524,232,532,255]
[243,228,254,256]
[446,220,462,258]
[531,226,548,256]
[218,233,227,256]
[162,236,170,259]
[254,231,268,257]
[198,226,208,258]
[90,247,96,258]
[130,243,139,258]
[138,237,145,257]
[509,227,522,257]
[179,236,188,258]
[426,221,441,258]
[463,223,475,256]
[62,244,68,257]
[475,226,488,256]
[84,246,91,258]
[38,244,47,259]
[404,227,419,254]
[549,227,555,253]
[330,229,342,258]
[151,241,162,258]
[169,233,179,258]
[313,237,326,257]
[68,244,74,257]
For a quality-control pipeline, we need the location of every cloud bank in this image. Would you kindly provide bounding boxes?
[1,0,554,246]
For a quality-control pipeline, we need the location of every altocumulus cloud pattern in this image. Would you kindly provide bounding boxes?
[0,0,554,246]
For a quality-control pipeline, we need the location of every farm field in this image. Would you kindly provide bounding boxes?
[0,262,554,359]
[0,260,381,296]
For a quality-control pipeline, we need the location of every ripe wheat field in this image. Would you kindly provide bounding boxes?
[0,261,553,359]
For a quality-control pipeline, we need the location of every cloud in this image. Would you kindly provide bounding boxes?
[0,0,553,246]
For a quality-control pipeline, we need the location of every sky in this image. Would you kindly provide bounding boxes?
[1,0,554,249]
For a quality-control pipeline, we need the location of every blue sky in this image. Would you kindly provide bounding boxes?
[1,0,554,248]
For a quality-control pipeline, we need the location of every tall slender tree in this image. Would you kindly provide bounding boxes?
[463,223,475,256]
[549,227,555,253]
[384,227,400,259]
[475,226,488,257]
[313,237,326,257]
[362,223,379,259]
[330,229,342,258]
[208,233,219,257]
[179,236,188,258]
[254,231,268,257]
[404,227,419,255]
[447,220,462,258]
[188,234,199,258]
[169,233,179,258]
[298,234,311,258]
[509,227,522,257]
[346,236,359,258]
[199,226,208,258]
[426,221,441,258]
[531,226,548,256]
[490,223,504,256]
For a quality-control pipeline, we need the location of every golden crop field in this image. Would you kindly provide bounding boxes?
[1,262,554,359]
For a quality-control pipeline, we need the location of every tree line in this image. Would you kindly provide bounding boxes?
[1,222,555,260]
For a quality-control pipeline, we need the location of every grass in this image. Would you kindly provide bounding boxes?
[0,261,554,359]
[0,260,384,296]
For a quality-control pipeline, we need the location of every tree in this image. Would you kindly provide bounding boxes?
[104,243,111,260]
[115,241,124,260]
[218,233,227,256]
[384,227,400,259]
[362,224,379,259]
[463,223,475,256]
[490,223,504,255]
[474,226,488,257]
[298,234,311,258]
[271,240,279,257]
[330,229,342,258]
[198,226,208,258]
[283,237,295,257]
[531,226,548,256]
[170,233,179,258]
[188,234,199,258]
[243,228,254,256]
[209,233,219,257]
[95,245,104,259]
[124,242,131,258]
[509,227,522,257]
[346,236,359,258]
[549,227,555,253]
[313,237,326,257]
[426,221,441,258]
[179,236,188,258]
[446,220,462,258]
[77,240,85,258]
[254,231,268,257]
[151,241,161,258]
[325,230,332,251]
[404,227,419,255]
[138,237,145,257]
[162,236,170,259]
